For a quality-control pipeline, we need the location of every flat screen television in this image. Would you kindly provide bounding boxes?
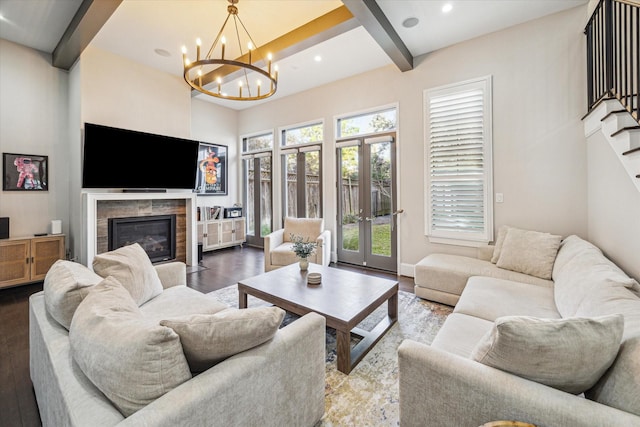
[82,123,200,190]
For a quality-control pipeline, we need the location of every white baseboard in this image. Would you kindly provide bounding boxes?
[400,263,414,278]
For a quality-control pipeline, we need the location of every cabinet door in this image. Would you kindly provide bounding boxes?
[31,236,64,281]
[220,220,234,245]
[233,218,246,243]
[197,222,205,243]
[0,239,31,288]
[204,222,220,249]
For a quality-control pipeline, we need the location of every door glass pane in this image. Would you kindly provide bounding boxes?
[340,146,359,252]
[369,142,392,257]
[245,159,255,237]
[260,156,272,237]
[284,153,297,218]
[305,150,320,218]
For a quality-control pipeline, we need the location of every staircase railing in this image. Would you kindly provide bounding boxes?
[585,0,639,124]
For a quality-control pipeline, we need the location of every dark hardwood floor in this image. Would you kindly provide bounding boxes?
[0,245,414,427]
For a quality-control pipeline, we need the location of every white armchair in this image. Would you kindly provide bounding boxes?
[264,217,331,272]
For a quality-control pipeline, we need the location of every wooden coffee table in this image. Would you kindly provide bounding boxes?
[238,263,399,374]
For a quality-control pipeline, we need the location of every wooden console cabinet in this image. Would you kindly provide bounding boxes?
[198,218,246,252]
[0,235,65,289]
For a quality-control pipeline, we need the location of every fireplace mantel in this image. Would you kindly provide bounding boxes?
[82,192,198,267]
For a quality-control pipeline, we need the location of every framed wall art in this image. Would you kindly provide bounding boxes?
[194,143,227,195]
[3,153,49,191]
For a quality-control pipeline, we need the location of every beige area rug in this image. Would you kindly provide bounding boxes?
[211,285,453,426]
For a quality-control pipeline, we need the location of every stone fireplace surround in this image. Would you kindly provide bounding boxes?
[82,192,198,267]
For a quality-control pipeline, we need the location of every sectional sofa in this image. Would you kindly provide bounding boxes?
[401,231,640,426]
[30,243,326,426]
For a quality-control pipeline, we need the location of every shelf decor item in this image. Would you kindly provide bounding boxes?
[3,153,48,191]
[195,143,227,195]
[290,234,316,271]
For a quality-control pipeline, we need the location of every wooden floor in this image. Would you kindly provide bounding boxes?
[0,245,414,427]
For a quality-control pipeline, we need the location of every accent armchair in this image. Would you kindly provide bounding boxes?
[264,217,331,272]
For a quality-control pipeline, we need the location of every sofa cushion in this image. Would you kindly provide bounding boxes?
[490,225,510,263]
[553,250,639,318]
[471,314,624,394]
[69,276,191,417]
[495,228,561,280]
[43,260,102,330]
[270,242,319,266]
[431,313,494,358]
[140,286,228,324]
[586,337,640,417]
[160,306,285,372]
[552,234,603,279]
[414,254,553,297]
[282,217,324,243]
[92,243,163,306]
[454,277,560,322]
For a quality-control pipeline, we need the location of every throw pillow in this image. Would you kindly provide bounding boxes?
[496,228,562,280]
[43,260,103,330]
[69,276,191,417]
[471,314,624,394]
[490,225,511,264]
[160,306,285,372]
[92,242,163,306]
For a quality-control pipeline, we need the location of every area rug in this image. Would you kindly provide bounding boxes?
[210,284,453,426]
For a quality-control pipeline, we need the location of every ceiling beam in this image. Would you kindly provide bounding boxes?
[52,0,122,70]
[342,0,413,71]
[196,5,359,92]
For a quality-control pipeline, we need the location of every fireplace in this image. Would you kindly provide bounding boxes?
[108,214,176,263]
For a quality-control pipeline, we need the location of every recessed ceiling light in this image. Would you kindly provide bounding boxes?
[402,17,419,28]
[154,48,171,57]
[442,3,453,13]
[314,55,322,62]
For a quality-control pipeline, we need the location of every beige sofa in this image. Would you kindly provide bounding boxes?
[401,234,640,427]
[264,217,331,272]
[30,245,326,427]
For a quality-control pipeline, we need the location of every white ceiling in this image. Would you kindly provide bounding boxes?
[0,0,587,110]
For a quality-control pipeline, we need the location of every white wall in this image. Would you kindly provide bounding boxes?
[586,131,640,280]
[238,5,590,271]
[0,39,70,240]
[191,99,240,209]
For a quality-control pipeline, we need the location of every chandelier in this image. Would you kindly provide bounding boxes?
[182,0,278,101]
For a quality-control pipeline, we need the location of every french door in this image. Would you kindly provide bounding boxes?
[282,146,322,218]
[243,154,272,247]
[336,133,398,272]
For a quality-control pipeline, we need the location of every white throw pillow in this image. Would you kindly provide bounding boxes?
[92,243,163,305]
[43,260,103,330]
[161,306,285,372]
[471,315,624,394]
[490,225,511,264]
[496,228,562,280]
[69,276,191,416]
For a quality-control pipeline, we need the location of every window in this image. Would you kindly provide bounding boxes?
[281,122,323,218]
[424,76,493,245]
[337,107,396,138]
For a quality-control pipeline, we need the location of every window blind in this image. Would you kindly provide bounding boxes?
[425,77,493,244]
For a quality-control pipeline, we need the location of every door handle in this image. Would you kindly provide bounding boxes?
[364,217,373,222]
[391,209,404,231]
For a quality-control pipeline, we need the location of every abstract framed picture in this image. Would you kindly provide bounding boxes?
[2,153,48,191]
[194,143,227,195]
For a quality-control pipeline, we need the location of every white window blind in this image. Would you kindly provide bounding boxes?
[424,76,493,245]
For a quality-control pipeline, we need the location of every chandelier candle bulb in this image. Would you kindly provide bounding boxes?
[267,53,272,74]
[217,77,222,94]
[196,38,201,60]
[257,80,261,97]
[238,81,242,97]
[248,42,253,63]
[221,36,226,60]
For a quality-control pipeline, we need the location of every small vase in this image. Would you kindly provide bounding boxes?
[299,258,309,271]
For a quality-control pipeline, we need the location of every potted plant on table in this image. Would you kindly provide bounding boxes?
[290,234,317,271]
